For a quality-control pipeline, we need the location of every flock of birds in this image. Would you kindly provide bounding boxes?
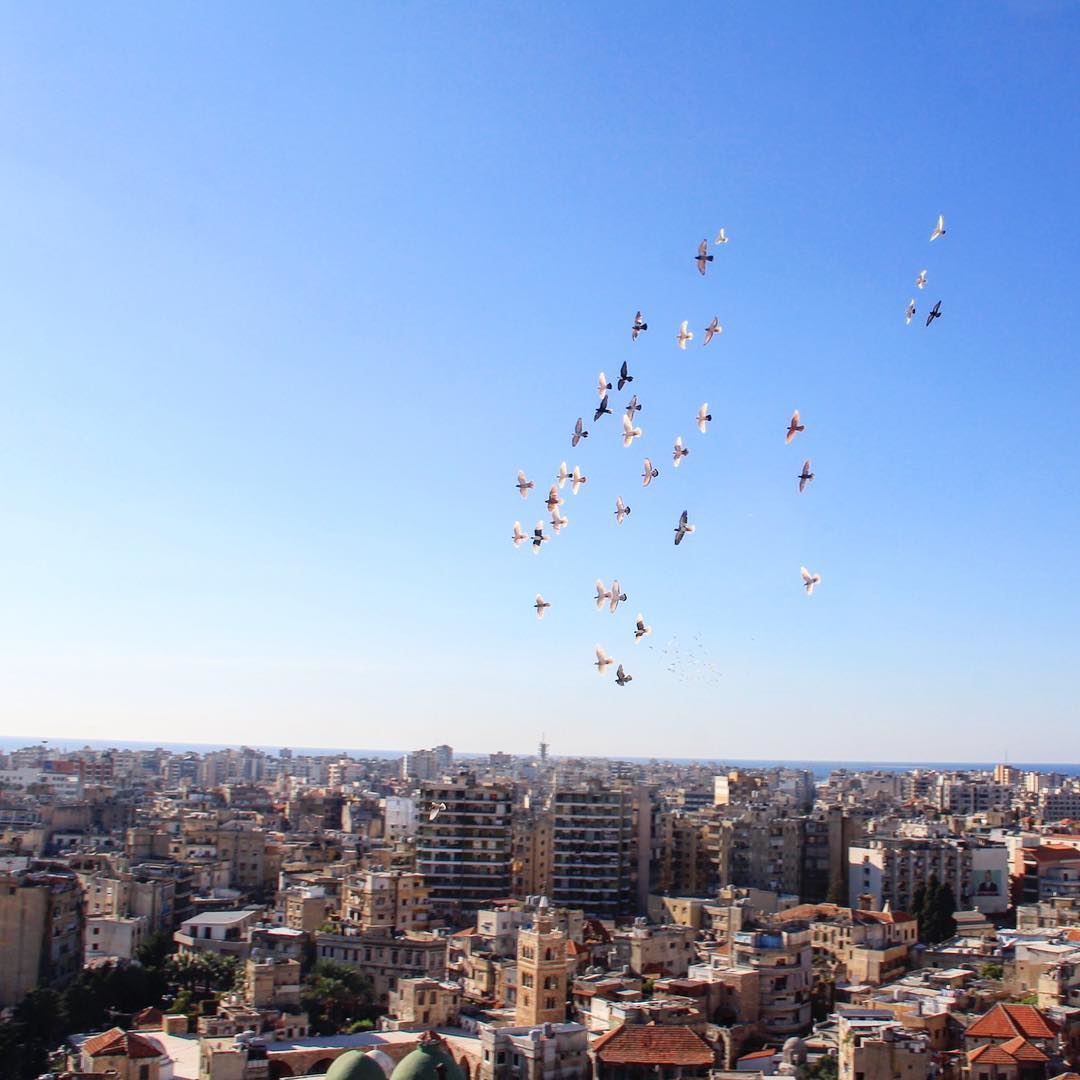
[507,216,948,685]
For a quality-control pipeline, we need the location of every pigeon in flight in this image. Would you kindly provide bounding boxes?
[531,522,548,553]
[515,470,534,499]
[625,394,641,418]
[614,496,631,525]
[715,227,728,245]
[915,269,928,289]
[429,801,448,822]
[622,413,643,448]
[930,214,946,242]
[642,458,659,487]
[595,580,612,610]
[534,594,551,619]
[545,485,564,513]
[798,460,815,493]
[615,663,633,687]
[926,300,942,326]
[550,506,568,534]
[594,644,615,675]
[695,238,713,275]
[634,613,652,642]
[905,299,916,325]
[617,361,633,391]
[597,372,613,399]
[674,510,695,545]
[696,403,712,435]
[571,465,588,495]
[512,521,528,548]
[703,316,722,346]
[673,436,690,467]
[609,579,627,613]
[556,461,571,489]
[785,410,804,444]
[677,320,694,350]
[594,394,612,422]
[801,566,822,595]
[571,417,588,447]
[632,311,648,341]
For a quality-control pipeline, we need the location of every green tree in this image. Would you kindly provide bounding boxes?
[164,952,240,996]
[301,961,377,1035]
[806,1055,838,1080]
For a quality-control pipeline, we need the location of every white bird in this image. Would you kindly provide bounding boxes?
[915,269,928,289]
[905,299,916,325]
[550,506,568,533]
[609,579,627,613]
[785,410,804,444]
[673,436,689,467]
[696,403,712,435]
[556,461,571,489]
[634,613,652,642]
[642,458,659,487]
[798,460,814,493]
[595,579,612,610]
[597,371,612,398]
[676,320,694,350]
[545,485,564,513]
[512,521,527,548]
[429,801,448,822]
[695,238,713,275]
[618,361,633,391]
[801,566,822,595]
[571,417,588,447]
[674,510,694,546]
[515,470,534,499]
[534,594,551,619]
[571,465,588,495]
[703,316,722,346]
[715,227,728,245]
[632,310,648,341]
[531,521,548,553]
[614,496,631,525]
[594,644,615,675]
[622,413,643,448]
[625,394,641,418]
[615,663,633,686]
[930,214,946,242]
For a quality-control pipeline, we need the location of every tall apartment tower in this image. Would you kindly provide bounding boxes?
[515,906,567,1026]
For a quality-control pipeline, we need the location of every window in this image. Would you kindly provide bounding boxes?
[139,1068,150,1080]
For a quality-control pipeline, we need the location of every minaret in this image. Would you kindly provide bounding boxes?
[515,899,566,1026]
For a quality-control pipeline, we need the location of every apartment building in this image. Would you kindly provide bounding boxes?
[315,929,448,1006]
[340,871,432,933]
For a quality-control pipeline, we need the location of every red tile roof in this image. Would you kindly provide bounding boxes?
[1000,1037,1050,1063]
[965,1003,1060,1041]
[592,1024,714,1067]
[968,1038,1049,1066]
[84,1028,163,1060]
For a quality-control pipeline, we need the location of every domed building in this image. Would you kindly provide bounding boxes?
[390,1033,466,1080]
[326,1050,392,1080]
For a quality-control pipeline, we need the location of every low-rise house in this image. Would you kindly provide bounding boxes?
[590,1023,714,1080]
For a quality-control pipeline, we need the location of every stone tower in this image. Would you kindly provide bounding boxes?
[515,902,567,1027]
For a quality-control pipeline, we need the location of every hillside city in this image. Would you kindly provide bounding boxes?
[3,742,1080,1080]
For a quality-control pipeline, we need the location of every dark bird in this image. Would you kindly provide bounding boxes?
[797,460,815,493]
[594,394,612,422]
[615,663,633,686]
[632,311,648,341]
[703,316,722,345]
[571,417,588,447]
[617,361,633,391]
[625,394,641,417]
[926,300,942,327]
[674,510,695,546]
[695,239,713,276]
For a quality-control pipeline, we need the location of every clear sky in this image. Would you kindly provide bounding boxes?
[2,3,1078,761]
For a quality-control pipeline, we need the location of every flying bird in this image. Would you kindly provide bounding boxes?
[550,506,568,533]
[515,470,534,499]
[594,644,615,675]
[696,403,712,435]
[673,436,689,467]
[632,311,648,341]
[703,316,722,346]
[715,227,728,245]
[512,521,527,547]
[915,269,927,289]
[930,214,946,242]
[634,614,652,642]
[556,461,571,489]
[571,417,588,446]
[429,801,448,822]
[597,372,612,398]
[695,239,713,275]
[534,594,551,619]
[785,410,804,444]
[617,361,633,391]
[905,299,916,325]
[614,496,631,524]
[798,460,815,493]
[801,566,822,595]
[571,465,588,495]
[642,458,659,487]
[545,485,564,513]
[595,579,612,610]
[625,394,641,417]
[677,320,694,350]
[926,300,942,326]
[594,394,612,422]
[674,510,695,546]
[609,579,627,613]
[531,522,548,553]
[615,663,633,687]
[622,413,643,448]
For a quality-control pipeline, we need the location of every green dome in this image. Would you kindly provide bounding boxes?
[390,1039,465,1080]
[327,1051,389,1080]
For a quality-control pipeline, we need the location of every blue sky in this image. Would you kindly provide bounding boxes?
[1,3,1078,760]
